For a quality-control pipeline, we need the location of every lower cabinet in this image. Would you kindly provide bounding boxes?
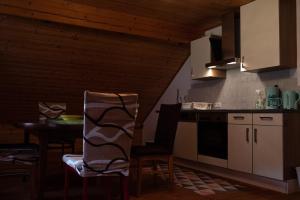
[174,122,198,161]
[228,124,253,173]
[228,113,284,180]
[253,125,283,180]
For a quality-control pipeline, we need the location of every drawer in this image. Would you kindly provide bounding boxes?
[253,113,283,126]
[228,113,252,124]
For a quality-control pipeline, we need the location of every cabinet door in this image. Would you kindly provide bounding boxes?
[174,122,197,161]
[240,0,280,71]
[191,36,225,79]
[228,124,252,173]
[253,125,283,180]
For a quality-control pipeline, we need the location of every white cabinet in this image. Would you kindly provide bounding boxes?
[191,36,225,80]
[228,113,283,180]
[228,113,253,173]
[253,118,283,180]
[228,124,253,173]
[240,0,296,71]
[174,122,198,161]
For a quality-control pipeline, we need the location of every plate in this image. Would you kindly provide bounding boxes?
[60,115,83,121]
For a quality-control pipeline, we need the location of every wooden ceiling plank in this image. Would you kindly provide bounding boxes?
[0,0,193,43]
[70,0,253,26]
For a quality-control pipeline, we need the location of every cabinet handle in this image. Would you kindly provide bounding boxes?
[254,128,257,143]
[260,117,273,121]
[246,128,249,143]
[233,116,245,120]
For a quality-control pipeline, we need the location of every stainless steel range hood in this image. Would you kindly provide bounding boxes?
[206,57,241,70]
[206,10,241,70]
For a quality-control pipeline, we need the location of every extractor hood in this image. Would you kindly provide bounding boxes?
[206,10,240,70]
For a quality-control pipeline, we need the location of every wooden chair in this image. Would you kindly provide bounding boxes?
[0,143,39,200]
[131,103,181,196]
[62,91,139,200]
[38,102,75,155]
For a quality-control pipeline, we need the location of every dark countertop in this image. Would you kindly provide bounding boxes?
[181,109,300,113]
[180,109,300,121]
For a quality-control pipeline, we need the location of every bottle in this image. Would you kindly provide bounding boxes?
[255,89,265,109]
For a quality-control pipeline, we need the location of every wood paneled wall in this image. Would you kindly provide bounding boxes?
[0,14,189,124]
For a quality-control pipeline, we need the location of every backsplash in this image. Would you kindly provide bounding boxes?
[188,68,300,109]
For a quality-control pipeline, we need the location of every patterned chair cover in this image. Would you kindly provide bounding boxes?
[38,102,76,151]
[63,91,139,177]
[0,144,39,165]
[38,102,66,121]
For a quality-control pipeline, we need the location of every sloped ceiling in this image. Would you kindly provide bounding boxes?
[70,0,254,38]
[71,0,248,24]
[0,0,253,123]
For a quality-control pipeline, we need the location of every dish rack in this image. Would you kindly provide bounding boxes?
[181,102,213,110]
[192,102,213,110]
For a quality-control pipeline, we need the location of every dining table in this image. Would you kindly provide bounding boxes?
[16,118,83,200]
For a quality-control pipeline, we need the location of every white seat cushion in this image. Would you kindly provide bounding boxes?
[62,154,86,176]
[63,154,129,177]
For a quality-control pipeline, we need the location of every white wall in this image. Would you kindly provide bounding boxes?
[297,0,300,85]
[189,68,299,109]
[142,58,192,142]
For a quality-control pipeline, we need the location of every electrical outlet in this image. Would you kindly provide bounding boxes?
[214,102,222,108]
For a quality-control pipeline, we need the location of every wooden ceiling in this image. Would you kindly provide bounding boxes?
[0,0,254,124]
[0,0,253,43]
[72,0,253,26]
[70,0,254,38]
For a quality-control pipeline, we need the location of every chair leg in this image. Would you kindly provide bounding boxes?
[136,158,142,196]
[62,144,65,157]
[130,159,137,182]
[168,156,174,185]
[30,164,38,200]
[121,176,129,200]
[71,142,75,153]
[103,176,112,200]
[64,165,70,200]
[152,160,160,184]
[83,177,88,200]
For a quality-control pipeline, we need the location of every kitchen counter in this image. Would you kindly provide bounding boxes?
[176,107,300,190]
[180,109,300,121]
[181,109,300,113]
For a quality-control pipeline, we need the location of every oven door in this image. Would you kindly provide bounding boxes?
[198,121,228,160]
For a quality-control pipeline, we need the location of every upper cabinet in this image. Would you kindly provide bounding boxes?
[240,0,297,72]
[191,27,226,80]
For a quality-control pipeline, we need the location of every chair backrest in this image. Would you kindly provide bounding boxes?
[38,102,66,121]
[154,104,181,154]
[83,91,139,176]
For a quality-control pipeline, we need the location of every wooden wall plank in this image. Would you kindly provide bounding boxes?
[0,14,189,124]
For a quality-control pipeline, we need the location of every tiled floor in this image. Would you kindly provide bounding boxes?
[158,164,245,196]
[1,152,300,200]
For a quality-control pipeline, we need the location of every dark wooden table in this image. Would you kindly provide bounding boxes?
[16,120,83,200]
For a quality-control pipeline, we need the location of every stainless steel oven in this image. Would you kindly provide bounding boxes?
[197,112,228,168]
